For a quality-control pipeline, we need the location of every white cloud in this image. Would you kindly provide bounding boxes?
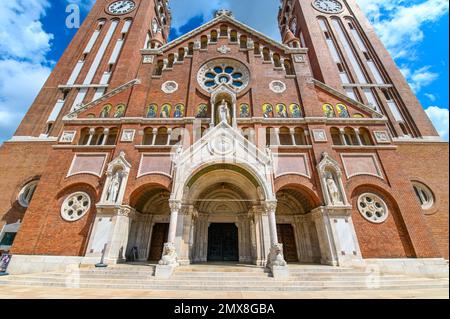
[424,93,437,102]
[425,106,449,141]
[400,66,439,93]
[0,0,53,142]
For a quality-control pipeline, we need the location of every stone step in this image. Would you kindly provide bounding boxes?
[1,280,448,291]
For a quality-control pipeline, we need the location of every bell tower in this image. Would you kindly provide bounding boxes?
[277,0,439,140]
[13,0,171,140]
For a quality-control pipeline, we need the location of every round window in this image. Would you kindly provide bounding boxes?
[357,193,388,224]
[412,182,434,210]
[61,192,91,222]
[18,180,39,208]
[197,58,250,93]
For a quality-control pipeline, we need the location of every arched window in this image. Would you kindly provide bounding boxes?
[200,35,208,49]
[220,25,228,37]
[79,128,91,145]
[279,127,292,145]
[412,182,435,210]
[211,30,218,42]
[143,128,155,145]
[178,48,185,61]
[18,180,39,208]
[155,127,169,145]
[240,35,247,49]
[330,127,342,145]
[344,127,359,145]
[105,128,119,145]
[167,53,175,68]
[91,128,105,145]
[284,59,295,75]
[254,42,261,55]
[359,128,373,146]
[153,60,164,76]
[273,53,282,68]
[266,127,276,146]
[188,42,194,55]
[230,30,238,42]
[294,128,307,145]
[263,48,271,61]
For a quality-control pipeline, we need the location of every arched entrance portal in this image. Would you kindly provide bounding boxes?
[186,165,263,265]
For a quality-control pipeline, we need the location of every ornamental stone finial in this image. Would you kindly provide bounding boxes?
[215,9,233,18]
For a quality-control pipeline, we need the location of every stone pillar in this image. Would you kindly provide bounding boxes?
[265,201,289,278]
[155,200,182,278]
[289,128,296,145]
[252,206,271,266]
[152,128,158,145]
[86,205,136,264]
[354,129,363,146]
[339,128,347,145]
[101,128,110,146]
[177,205,194,265]
[311,206,363,267]
[86,128,95,145]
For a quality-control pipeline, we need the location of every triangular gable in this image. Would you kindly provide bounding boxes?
[313,79,384,119]
[64,79,140,119]
[157,14,301,54]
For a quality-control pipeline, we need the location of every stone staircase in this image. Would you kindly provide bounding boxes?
[0,263,448,292]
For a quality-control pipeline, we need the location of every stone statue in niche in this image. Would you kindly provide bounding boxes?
[106,170,123,203]
[325,173,343,205]
[218,99,231,124]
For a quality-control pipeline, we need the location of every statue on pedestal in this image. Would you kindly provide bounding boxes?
[106,170,122,204]
[326,173,343,205]
[218,99,231,124]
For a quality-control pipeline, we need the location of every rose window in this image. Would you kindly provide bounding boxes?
[198,59,250,93]
[357,193,388,224]
[61,192,91,222]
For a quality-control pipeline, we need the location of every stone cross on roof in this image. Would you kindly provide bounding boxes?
[215,9,234,18]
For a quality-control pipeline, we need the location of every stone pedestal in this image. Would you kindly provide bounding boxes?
[311,206,363,267]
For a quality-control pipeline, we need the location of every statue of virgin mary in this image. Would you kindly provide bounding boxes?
[218,99,231,124]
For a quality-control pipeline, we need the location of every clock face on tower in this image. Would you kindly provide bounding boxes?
[312,0,343,14]
[107,0,136,15]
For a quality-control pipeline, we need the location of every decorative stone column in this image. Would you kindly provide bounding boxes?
[265,201,289,278]
[251,206,271,266]
[155,200,181,278]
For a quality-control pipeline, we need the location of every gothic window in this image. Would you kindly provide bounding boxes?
[294,128,307,145]
[198,59,249,92]
[344,127,359,145]
[211,30,218,42]
[412,182,434,210]
[330,127,342,145]
[284,59,295,75]
[273,53,282,68]
[359,128,373,146]
[358,193,388,224]
[178,48,185,61]
[240,35,247,49]
[155,127,169,145]
[266,127,276,146]
[188,42,194,55]
[105,128,119,145]
[61,192,91,222]
[230,30,238,42]
[79,128,91,145]
[200,35,208,49]
[279,127,292,145]
[153,60,164,76]
[220,25,228,37]
[167,54,175,68]
[263,48,271,61]
[143,128,155,145]
[18,180,39,208]
[92,128,106,145]
[254,42,261,55]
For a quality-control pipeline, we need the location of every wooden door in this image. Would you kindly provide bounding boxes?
[277,224,299,262]
[148,223,169,261]
[208,224,239,262]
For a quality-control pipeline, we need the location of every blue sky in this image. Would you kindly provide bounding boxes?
[0,0,448,142]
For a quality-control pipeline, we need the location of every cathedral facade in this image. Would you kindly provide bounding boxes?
[0,0,448,277]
